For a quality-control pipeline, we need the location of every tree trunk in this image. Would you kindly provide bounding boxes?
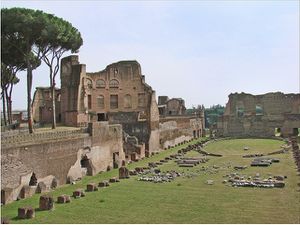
[27,59,33,133]
[49,68,56,129]
[2,92,7,126]
[51,80,56,129]
[4,88,11,124]
[8,84,13,124]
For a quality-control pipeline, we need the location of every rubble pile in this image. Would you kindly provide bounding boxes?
[137,170,181,183]
[223,173,286,188]
[176,157,209,168]
[250,157,280,167]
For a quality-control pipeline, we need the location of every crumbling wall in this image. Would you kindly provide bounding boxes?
[158,121,192,149]
[1,122,124,204]
[217,92,300,137]
[148,91,160,153]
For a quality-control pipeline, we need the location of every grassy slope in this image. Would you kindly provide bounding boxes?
[1,138,299,224]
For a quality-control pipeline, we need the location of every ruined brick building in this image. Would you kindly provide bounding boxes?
[58,56,160,158]
[32,87,61,124]
[158,96,186,116]
[32,55,205,159]
[158,95,205,149]
[217,92,300,137]
[1,55,203,204]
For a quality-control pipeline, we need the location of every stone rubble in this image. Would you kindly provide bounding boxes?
[223,172,286,188]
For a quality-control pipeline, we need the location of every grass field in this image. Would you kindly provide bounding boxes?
[1,138,299,223]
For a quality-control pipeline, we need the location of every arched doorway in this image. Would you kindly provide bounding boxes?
[80,155,93,176]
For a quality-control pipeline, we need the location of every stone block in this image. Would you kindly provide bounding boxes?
[57,195,66,203]
[135,167,144,173]
[98,180,109,187]
[18,207,27,219]
[20,185,36,199]
[119,166,130,179]
[18,207,35,219]
[86,183,97,192]
[26,207,35,219]
[109,177,119,183]
[1,188,14,205]
[73,189,85,198]
[39,195,54,210]
[274,175,284,181]
[129,170,137,176]
[274,182,285,188]
[57,194,71,203]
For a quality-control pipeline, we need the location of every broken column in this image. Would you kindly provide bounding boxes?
[119,160,130,179]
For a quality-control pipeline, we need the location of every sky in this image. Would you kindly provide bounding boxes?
[1,0,299,109]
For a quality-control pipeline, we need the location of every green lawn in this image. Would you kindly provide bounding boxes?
[1,138,299,224]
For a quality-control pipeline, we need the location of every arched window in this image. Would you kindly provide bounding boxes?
[124,94,132,108]
[109,79,119,88]
[96,79,106,88]
[86,78,93,89]
[97,95,104,109]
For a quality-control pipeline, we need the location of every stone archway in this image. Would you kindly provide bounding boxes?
[80,155,93,176]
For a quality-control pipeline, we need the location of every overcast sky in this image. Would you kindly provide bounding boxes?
[1,0,299,109]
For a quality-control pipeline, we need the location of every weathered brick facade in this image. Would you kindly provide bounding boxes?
[1,122,124,204]
[217,92,300,137]
[32,87,61,124]
[59,55,160,155]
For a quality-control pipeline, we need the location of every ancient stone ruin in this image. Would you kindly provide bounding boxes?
[217,92,300,137]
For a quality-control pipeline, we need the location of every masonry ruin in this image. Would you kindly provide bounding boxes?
[217,92,300,137]
[1,55,205,204]
[32,55,205,157]
[1,122,124,204]
[158,95,205,148]
[32,87,61,124]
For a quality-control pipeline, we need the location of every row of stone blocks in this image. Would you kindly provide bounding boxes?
[163,140,189,151]
[16,177,121,220]
[290,137,300,173]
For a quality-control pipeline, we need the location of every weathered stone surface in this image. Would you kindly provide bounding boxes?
[39,195,54,210]
[26,207,35,219]
[274,175,284,181]
[18,207,27,219]
[86,183,98,192]
[119,166,129,179]
[217,92,300,138]
[135,167,144,173]
[274,182,285,188]
[20,185,36,199]
[98,180,109,187]
[57,195,67,204]
[18,207,35,219]
[1,188,14,205]
[36,182,47,194]
[129,170,137,176]
[73,189,85,198]
[109,177,119,183]
[57,194,71,204]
